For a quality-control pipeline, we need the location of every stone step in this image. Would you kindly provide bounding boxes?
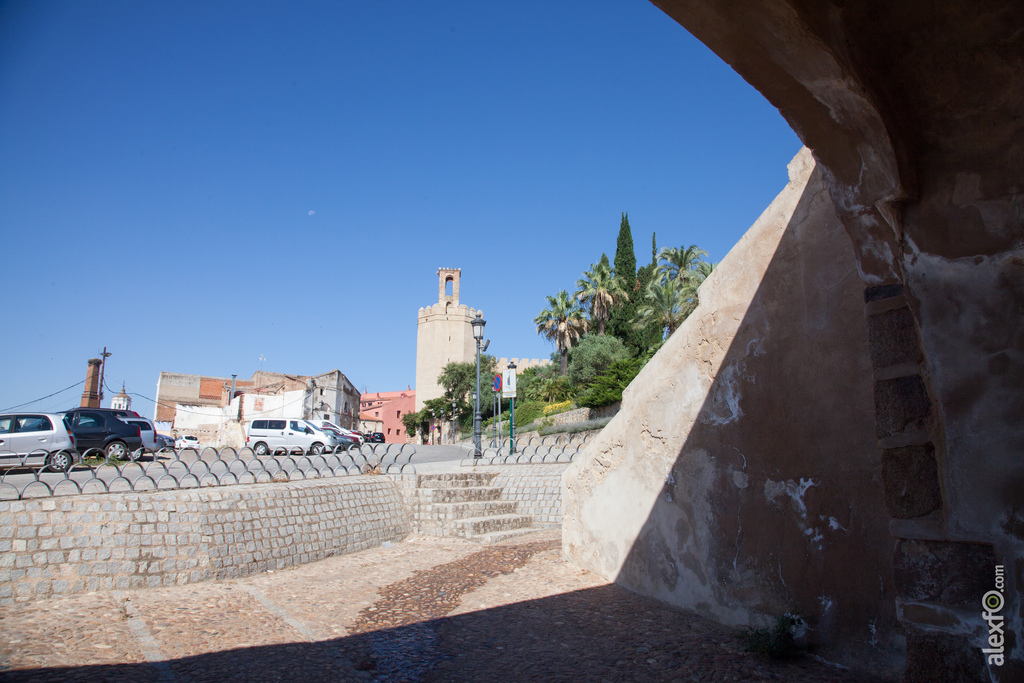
[416,472,495,488]
[429,500,519,520]
[471,528,547,544]
[450,514,533,537]
[427,486,503,503]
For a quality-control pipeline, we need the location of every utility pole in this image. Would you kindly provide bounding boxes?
[99,347,112,403]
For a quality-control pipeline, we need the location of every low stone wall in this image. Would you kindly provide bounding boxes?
[0,476,410,605]
[489,464,569,528]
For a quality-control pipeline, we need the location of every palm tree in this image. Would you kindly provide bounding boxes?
[657,244,708,283]
[534,290,588,376]
[637,277,690,338]
[575,256,626,335]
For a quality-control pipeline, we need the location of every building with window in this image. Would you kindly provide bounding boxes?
[155,368,360,447]
[359,389,415,443]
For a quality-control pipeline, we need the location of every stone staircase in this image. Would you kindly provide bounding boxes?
[413,472,535,543]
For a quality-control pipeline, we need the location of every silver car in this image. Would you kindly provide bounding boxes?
[122,417,161,453]
[0,413,81,471]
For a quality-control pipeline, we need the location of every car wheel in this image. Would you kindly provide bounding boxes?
[127,448,142,462]
[48,450,73,473]
[254,442,269,456]
[310,442,324,455]
[105,440,128,460]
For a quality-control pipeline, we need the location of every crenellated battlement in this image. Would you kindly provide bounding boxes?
[496,357,553,373]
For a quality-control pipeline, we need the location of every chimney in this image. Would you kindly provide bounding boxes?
[81,358,102,408]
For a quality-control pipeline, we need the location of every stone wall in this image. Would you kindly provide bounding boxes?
[0,477,410,605]
[489,465,568,528]
[563,149,901,677]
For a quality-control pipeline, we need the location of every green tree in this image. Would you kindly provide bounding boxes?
[437,356,497,406]
[517,364,560,401]
[401,410,425,438]
[578,357,645,408]
[567,334,629,389]
[575,254,626,336]
[534,290,588,376]
[657,244,708,283]
[613,212,636,286]
[637,276,693,338]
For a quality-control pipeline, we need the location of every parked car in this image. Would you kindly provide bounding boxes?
[246,419,339,455]
[367,432,385,443]
[174,435,201,451]
[122,417,160,453]
[61,409,144,460]
[155,434,175,450]
[0,413,81,471]
[317,424,358,447]
[312,420,363,445]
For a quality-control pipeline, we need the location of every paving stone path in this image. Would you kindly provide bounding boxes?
[0,531,885,682]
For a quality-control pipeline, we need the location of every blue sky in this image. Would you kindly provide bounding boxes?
[0,0,801,418]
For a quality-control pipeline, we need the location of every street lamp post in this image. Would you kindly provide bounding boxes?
[451,398,456,444]
[471,313,486,459]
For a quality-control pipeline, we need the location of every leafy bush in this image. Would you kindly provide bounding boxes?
[567,334,629,389]
[742,614,806,659]
[514,400,547,428]
[542,401,575,416]
[578,357,644,408]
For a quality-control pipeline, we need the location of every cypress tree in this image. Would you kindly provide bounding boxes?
[651,232,657,265]
[613,212,636,284]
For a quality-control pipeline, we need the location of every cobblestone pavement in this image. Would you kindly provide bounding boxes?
[0,531,885,682]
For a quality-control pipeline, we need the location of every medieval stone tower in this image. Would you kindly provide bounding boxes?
[415,268,480,411]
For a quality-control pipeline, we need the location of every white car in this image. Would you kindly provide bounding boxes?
[174,435,201,451]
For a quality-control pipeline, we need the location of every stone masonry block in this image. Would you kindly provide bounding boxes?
[881,444,942,518]
[874,375,932,438]
[893,540,997,608]
[867,306,921,368]
[903,626,987,682]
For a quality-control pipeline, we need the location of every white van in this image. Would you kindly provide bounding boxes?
[246,419,339,455]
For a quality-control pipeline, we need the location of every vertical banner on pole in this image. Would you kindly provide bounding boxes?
[502,366,517,454]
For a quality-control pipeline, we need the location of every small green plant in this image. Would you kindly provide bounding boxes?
[742,613,805,659]
[538,417,611,436]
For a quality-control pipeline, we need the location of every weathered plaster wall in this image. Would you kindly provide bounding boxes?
[564,148,900,675]
[639,3,1023,679]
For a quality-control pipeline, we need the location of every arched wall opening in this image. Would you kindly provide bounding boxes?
[564,2,1022,680]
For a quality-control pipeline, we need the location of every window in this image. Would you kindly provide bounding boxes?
[77,413,102,429]
[387,428,391,435]
[0,417,12,434]
[396,410,400,418]
[289,420,304,431]
[252,420,267,429]
[16,416,51,432]
[374,411,379,417]
[268,420,286,430]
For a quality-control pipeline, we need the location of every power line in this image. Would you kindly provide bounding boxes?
[1,380,86,413]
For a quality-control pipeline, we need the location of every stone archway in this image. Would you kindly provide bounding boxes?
[564,2,1022,680]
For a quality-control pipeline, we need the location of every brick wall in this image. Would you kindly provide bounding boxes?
[0,477,410,605]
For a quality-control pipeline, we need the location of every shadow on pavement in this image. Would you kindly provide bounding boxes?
[1,584,882,683]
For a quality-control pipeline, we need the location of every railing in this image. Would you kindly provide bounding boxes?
[0,443,417,500]
[462,432,594,465]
